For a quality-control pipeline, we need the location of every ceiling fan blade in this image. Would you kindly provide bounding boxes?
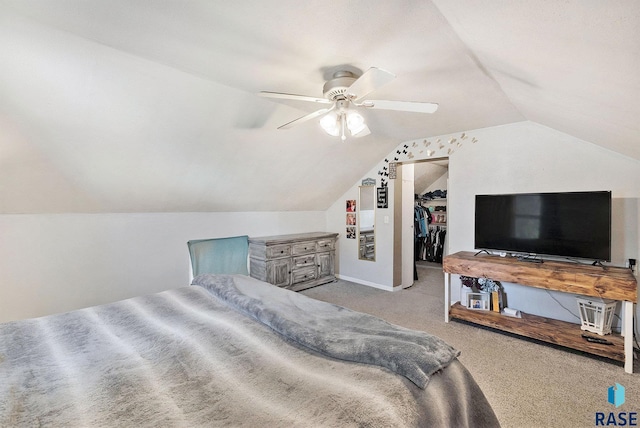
[347,67,396,102]
[258,91,331,104]
[277,107,334,129]
[362,99,439,114]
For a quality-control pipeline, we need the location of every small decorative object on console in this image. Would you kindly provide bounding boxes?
[461,275,503,312]
[577,297,617,336]
[466,292,490,311]
[460,275,479,290]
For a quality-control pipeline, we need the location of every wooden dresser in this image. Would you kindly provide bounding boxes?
[249,232,338,291]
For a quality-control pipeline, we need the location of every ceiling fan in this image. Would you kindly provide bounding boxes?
[258,67,439,141]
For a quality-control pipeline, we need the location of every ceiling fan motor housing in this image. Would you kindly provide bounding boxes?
[323,71,357,100]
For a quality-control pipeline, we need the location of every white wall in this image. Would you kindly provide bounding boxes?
[327,171,396,290]
[328,120,639,327]
[422,171,448,195]
[327,138,457,289]
[0,211,325,322]
[4,121,638,325]
[448,121,640,324]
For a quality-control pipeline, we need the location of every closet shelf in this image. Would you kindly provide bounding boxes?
[418,197,447,202]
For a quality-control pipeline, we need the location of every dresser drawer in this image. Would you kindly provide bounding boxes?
[266,244,291,259]
[316,239,335,251]
[293,254,316,269]
[292,241,316,255]
[291,266,317,284]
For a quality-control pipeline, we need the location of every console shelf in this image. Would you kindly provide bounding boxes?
[443,251,637,372]
[449,303,625,362]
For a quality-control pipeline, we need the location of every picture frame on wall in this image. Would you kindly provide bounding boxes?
[346,213,356,226]
[346,226,356,239]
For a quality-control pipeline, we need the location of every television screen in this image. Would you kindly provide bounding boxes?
[474,191,611,261]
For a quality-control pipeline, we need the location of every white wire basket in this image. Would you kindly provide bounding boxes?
[576,297,617,336]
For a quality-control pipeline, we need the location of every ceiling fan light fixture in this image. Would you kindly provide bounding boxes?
[320,112,340,136]
[321,109,367,140]
[346,111,366,135]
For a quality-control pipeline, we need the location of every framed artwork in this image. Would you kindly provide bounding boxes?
[346,199,356,212]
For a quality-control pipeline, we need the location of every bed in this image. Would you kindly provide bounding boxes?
[0,274,499,427]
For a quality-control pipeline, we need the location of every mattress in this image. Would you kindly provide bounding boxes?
[0,274,499,427]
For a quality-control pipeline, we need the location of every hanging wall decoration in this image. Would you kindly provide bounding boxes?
[388,162,397,179]
[377,187,388,208]
[361,177,376,186]
[346,226,356,239]
[346,199,357,239]
[346,213,356,226]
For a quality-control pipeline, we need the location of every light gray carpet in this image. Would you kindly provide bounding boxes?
[301,263,640,428]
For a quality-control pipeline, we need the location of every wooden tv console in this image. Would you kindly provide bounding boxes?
[443,251,638,373]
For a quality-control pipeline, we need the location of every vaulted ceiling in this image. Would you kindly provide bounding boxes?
[1,1,638,213]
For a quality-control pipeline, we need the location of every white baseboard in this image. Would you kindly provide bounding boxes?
[336,274,399,292]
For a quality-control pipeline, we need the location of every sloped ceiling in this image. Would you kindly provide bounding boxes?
[414,160,448,196]
[0,1,638,213]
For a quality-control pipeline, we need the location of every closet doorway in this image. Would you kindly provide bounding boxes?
[400,158,449,288]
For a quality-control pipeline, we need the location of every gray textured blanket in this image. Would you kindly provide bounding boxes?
[0,274,499,427]
[193,274,459,388]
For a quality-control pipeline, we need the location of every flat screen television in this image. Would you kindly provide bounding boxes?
[474,191,611,261]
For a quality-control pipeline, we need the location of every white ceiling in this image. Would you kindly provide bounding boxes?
[414,160,448,196]
[1,1,638,213]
